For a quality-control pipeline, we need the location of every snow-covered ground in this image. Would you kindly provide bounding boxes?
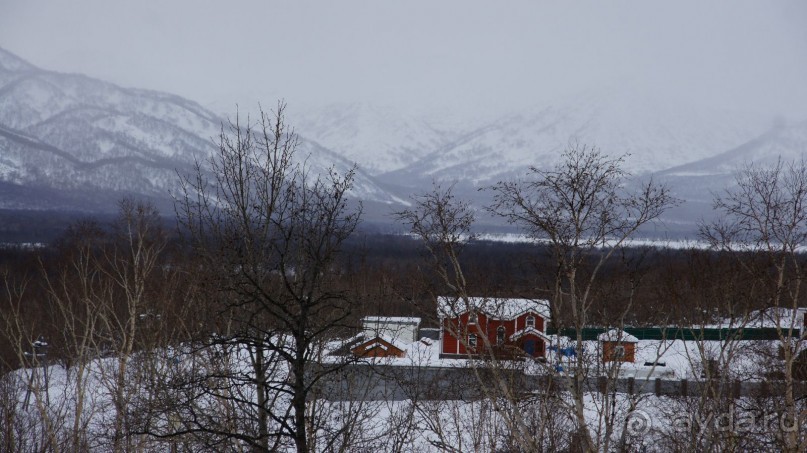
[3,329,802,452]
[330,327,790,386]
[474,232,711,249]
[5,355,800,452]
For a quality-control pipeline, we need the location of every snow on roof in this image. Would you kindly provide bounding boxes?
[597,329,639,343]
[437,296,551,321]
[362,316,421,325]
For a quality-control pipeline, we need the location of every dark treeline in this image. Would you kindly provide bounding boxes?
[0,214,190,375]
[339,232,796,328]
[2,218,793,373]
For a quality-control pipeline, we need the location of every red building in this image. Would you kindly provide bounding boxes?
[598,329,638,363]
[438,297,551,359]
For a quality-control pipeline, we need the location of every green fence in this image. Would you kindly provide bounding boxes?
[545,326,801,341]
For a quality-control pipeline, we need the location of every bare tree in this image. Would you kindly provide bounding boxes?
[87,200,168,452]
[166,102,362,452]
[488,144,676,452]
[0,269,59,452]
[0,200,175,453]
[42,221,110,452]
[395,184,474,296]
[0,225,112,453]
[397,184,551,451]
[701,158,807,453]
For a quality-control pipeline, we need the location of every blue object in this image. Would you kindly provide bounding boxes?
[548,345,577,357]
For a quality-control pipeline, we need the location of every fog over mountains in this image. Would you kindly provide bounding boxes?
[1,46,805,237]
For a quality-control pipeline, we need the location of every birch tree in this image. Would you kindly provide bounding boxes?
[702,158,807,453]
[488,144,676,452]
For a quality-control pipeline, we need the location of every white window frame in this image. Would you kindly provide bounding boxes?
[469,311,478,324]
[526,314,535,328]
[468,333,477,348]
[497,326,506,345]
[613,345,626,359]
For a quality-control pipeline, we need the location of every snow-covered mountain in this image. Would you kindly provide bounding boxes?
[294,138,410,206]
[660,120,807,178]
[0,46,220,211]
[655,120,807,210]
[290,102,462,175]
[381,87,773,188]
[2,45,805,238]
[0,48,403,213]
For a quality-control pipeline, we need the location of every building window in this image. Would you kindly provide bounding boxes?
[469,311,478,324]
[526,315,535,328]
[613,345,625,359]
[497,326,506,345]
[468,333,477,348]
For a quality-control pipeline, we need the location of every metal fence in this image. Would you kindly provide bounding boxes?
[320,363,807,401]
[545,327,802,341]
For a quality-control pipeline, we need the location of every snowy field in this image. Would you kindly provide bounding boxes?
[3,332,804,452]
[330,330,780,383]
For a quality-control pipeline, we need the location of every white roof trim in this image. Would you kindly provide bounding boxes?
[354,334,405,351]
[510,327,549,341]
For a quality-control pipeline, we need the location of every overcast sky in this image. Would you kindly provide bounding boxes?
[1,1,806,119]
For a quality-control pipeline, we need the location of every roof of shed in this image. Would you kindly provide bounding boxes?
[362,316,422,324]
[598,329,639,343]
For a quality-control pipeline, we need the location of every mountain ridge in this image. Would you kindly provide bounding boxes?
[0,47,405,214]
[1,46,806,238]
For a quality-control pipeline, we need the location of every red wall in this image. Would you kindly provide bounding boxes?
[442,310,545,355]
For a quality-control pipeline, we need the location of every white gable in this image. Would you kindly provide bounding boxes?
[510,326,550,341]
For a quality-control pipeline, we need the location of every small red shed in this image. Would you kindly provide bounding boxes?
[598,329,639,363]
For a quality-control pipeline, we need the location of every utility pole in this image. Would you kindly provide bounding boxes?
[23,336,49,409]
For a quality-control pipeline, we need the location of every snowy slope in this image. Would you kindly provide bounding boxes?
[0,47,223,210]
[383,87,771,187]
[660,120,807,177]
[1,44,802,236]
[295,138,410,205]
[0,47,34,72]
[0,48,403,212]
[651,120,807,217]
[291,102,461,175]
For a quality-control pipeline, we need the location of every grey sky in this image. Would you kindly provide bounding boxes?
[1,0,806,119]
